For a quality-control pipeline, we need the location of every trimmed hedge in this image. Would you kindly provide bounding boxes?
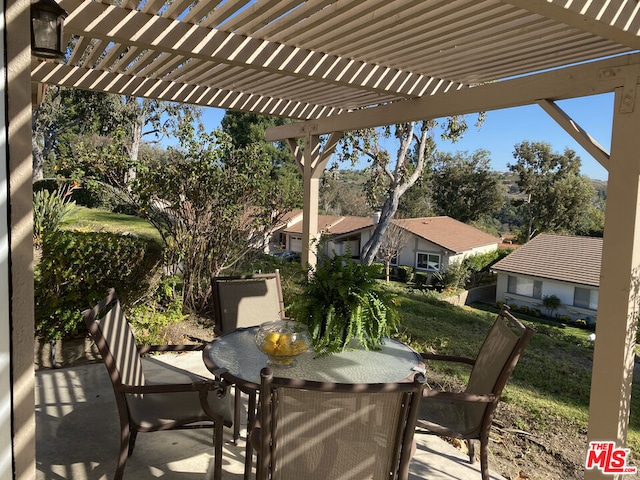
[396,265,413,283]
[35,230,163,342]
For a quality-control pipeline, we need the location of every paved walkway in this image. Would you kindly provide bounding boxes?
[35,352,505,480]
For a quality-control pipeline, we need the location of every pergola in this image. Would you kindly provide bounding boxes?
[2,0,640,478]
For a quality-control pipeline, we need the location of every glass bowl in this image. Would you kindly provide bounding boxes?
[255,320,310,368]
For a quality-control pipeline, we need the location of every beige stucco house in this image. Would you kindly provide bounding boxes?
[278,214,499,272]
[493,234,602,322]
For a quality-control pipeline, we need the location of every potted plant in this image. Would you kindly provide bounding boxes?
[289,252,400,356]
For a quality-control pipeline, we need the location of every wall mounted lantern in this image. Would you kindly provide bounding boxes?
[30,0,67,60]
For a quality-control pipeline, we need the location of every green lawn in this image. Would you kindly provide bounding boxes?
[388,283,640,464]
[61,205,163,245]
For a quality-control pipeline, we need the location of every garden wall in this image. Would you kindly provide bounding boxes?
[442,284,496,307]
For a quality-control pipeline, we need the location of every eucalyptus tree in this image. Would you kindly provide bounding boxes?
[32,86,122,180]
[508,141,595,242]
[429,149,504,223]
[337,115,484,265]
[32,87,201,181]
[221,110,303,214]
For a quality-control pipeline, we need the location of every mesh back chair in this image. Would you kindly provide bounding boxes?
[416,305,534,480]
[252,367,426,480]
[212,270,286,334]
[83,288,233,480]
[211,270,286,476]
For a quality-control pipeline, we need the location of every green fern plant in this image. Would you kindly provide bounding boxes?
[289,252,400,356]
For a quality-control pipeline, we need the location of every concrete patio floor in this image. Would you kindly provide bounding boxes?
[35,352,506,480]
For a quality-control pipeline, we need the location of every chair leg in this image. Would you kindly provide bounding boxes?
[244,391,257,480]
[233,385,241,443]
[213,420,224,480]
[128,429,138,456]
[479,434,490,480]
[466,438,475,464]
[116,424,131,480]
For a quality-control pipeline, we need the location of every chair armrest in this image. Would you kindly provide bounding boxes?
[138,344,205,354]
[421,389,496,404]
[117,379,226,395]
[420,352,475,366]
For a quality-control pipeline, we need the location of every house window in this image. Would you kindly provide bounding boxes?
[574,287,598,310]
[416,252,440,271]
[507,276,542,299]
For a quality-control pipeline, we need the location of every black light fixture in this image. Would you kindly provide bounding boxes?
[30,0,67,60]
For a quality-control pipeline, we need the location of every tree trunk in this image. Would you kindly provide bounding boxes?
[32,135,45,181]
[126,122,142,183]
[362,191,402,265]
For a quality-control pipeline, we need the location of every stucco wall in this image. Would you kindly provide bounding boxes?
[496,272,598,321]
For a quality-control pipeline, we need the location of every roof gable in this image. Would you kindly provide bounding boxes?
[395,217,499,253]
[492,233,602,287]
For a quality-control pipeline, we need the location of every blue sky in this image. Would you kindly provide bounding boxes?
[196,93,613,181]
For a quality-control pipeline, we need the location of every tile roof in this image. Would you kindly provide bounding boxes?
[282,214,499,253]
[394,217,499,253]
[282,215,344,235]
[491,234,602,287]
[326,216,375,236]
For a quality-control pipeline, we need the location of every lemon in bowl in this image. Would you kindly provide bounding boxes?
[255,320,310,368]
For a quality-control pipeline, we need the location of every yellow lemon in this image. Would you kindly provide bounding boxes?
[261,339,278,355]
[264,332,281,344]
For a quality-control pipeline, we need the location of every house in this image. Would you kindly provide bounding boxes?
[492,234,602,322]
[277,213,500,273]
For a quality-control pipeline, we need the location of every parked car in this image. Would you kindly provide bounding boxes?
[272,250,301,262]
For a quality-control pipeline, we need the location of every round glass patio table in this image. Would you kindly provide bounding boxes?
[203,326,425,390]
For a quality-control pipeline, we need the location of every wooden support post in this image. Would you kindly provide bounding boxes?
[585,81,640,480]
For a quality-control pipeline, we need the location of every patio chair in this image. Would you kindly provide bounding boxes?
[212,270,286,444]
[212,270,286,334]
[415,305,534,480]
[251,367,426,480]
[82,288,233,480]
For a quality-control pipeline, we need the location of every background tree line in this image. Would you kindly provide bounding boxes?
[322,145,605,243]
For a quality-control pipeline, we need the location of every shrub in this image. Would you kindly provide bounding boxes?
[370,262,385,279]
[430,262,470,292]
[128,276,186,345]
[35,230,163,342]
[33,178,59,194]
[33,183,77,247]
[414,272,430,289]
[542,294,562,317]
[396,265,413,283]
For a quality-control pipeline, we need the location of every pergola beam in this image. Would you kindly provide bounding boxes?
[537,99,610,169]
[266,53,640,140]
